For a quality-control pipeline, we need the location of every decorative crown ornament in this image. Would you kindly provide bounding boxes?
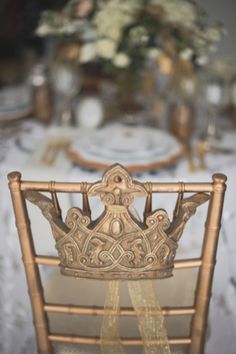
[25,164,209,280]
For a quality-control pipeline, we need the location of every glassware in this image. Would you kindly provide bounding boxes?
[204,77,225,144]
[31,63,53,124]
[168,74,198,172]
[169,101,195,143]
[51,62,80,126]
[168,100,196,172]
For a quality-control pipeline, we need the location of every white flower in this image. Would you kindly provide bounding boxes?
[196,55,209,66]
[79,43,97,63]
[96,39,116,59]
[63,21,82,34]
[113,53,131,68]
[152,0,196,29]
[94,0,141,41]
[129,26,149,45]
[205,27,221,42]
[36,24,52,36]
[180,48,193,60]
[194,36,207,49]
[147,48,162,60]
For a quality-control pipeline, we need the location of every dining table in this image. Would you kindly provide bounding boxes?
[0,118,236,354]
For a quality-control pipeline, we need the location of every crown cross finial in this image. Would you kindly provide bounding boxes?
[88,164,147,206]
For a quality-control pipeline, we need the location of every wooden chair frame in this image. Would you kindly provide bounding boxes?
[8,170,227,354]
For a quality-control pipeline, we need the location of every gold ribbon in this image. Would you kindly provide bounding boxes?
[100,280,171,354]
[101,280,125,354]
[128,280,171,354]
[101,206,170,354]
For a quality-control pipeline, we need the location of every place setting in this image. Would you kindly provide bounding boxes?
[67,123,184,173]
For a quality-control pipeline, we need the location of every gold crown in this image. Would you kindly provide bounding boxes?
[25,164,209,280]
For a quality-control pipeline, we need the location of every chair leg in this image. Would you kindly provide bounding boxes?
[187,174,227,354]
[8,172,53,354]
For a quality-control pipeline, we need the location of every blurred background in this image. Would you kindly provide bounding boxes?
[1,0,235,60]
[0,1,236,354]
[1,0,236,132]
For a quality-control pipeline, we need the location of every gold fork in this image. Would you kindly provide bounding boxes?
[41,139,70,166]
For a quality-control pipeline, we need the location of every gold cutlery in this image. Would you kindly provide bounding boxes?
[197,140,207,170]
[41,139,70,166]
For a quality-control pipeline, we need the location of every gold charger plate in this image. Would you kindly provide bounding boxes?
[67,147,183,173]
[67,124,184,173]
[0,111,32,125]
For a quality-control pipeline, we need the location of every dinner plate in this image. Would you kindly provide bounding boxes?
[68,123,183,172]
[0,84,32,122]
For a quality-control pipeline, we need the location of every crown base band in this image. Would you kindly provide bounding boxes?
[61,266,173,280]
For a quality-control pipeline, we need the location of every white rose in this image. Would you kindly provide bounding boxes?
[206,28,221,42]
[147,48,162,60]
[194,37,207,49]
[96,39,116,59]
[129,26,149,45]
[154,0,196,28]
[79,43,96,63]
[113,53,131,68]
[180,48,193,60]
[63,22,79,35]
[36,24,52,36]
[94,0,140,41]
[196,55,209,66]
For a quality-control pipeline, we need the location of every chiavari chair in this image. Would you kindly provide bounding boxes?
[8,164,227,354]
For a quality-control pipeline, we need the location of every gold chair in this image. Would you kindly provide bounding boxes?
[8,164,227,354]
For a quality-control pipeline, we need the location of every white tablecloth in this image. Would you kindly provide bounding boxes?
[0,120,236,354]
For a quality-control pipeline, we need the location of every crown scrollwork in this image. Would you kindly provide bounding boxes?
[25,164,209,280]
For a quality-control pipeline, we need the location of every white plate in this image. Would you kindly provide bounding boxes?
[0,84,32,121]
[70,123,182,166]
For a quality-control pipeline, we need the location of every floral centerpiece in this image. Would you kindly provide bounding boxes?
[37,0,225,110]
